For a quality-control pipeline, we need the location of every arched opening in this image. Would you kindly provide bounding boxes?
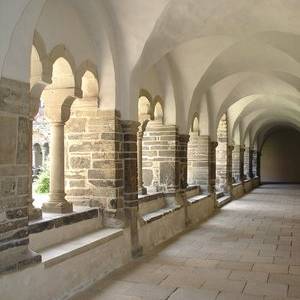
[216,113,229,193]
[154,102,163,122]
[33,52,76,214]
[261,127,300,183]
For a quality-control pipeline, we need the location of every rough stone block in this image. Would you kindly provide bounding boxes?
[0,116,17,164]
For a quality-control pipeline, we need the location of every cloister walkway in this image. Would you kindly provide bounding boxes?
[71,185,300,300]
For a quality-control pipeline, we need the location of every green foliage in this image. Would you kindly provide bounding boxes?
[35,168,50,194]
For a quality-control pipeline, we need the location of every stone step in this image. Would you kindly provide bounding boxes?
[141,205,181,224]
[40,228,123,267]
[187,194,210,204]
[217,195,231,208]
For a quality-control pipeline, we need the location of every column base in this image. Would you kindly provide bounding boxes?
[28,205,42,221]
[138,186,147,195]
[132,245,143,258]
[42,200,73,214]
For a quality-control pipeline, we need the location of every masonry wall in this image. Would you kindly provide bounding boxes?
[65,108,123,210]
[261,128,300,183]
[142,121,178,192]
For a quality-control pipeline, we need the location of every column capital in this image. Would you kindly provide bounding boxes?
[44,96,75,124]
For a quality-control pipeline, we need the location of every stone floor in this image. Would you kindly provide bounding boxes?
[70,185,300,300]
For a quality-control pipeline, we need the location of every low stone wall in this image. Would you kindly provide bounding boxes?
[232,182,244,199]
[252,176,260,188]
[139,206,186,251]
[187,195,214,225]
[0,229,131,300]
[244,179,253,193]
[138,191,215,251]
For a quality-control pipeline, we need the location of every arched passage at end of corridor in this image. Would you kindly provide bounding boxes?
[261,126,300,184]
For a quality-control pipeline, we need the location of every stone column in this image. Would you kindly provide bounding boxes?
[249,149,254,178]
[137,129,147,195]
[198,135,211,193]
[32,145,39,170]
[209,141,218,202]
[240,146,245,181]
[42,95,74,213]
[256,151,261,177]
[28,118,42,220]
[232,145,241,182]
[178,134,190,225]
[187,132,201,186]
[122,120,143,258]
[227,145,234,194]
[244,147,250,179]
[41,144,49,168]
[0,78,41,273]
[178,134,189,191]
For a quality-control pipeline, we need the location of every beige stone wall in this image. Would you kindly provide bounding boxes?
[0,77,41,272]
[261,128,300,183]
[65,108,123,210]
[142,121,179,193]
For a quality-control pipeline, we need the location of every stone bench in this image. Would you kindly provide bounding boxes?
[138,192,181,224]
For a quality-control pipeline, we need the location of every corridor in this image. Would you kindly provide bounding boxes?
[72,185,300,300]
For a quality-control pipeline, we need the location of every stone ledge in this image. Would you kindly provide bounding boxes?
[29,207,101,234]
[232,182,242,187]
[186,185,200,192]
[187,194,211,204]
[138,192,164,203]
[41,228,123,267]
[217,195,231,208]
[141,205,182,224]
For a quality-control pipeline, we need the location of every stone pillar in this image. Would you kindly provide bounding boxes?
[227,145,234,194]
[216,114,228,192]
[28,117,42,220]
[249,149,254,178]
[142,121,178,193]
[32,145,40,170]
[42,95,75,213]
[137,129,147,195]
[244,147,250,179]
[178,134,189,225]
[122,120,142,257]
[187,132,201,186]
[178,134,189,190]
[240,146,245,181]
[65,107,123,211]
[0,77,41,273]
[209,141,218,199]
[256,151,261,177]
[41,144,49,167]
[232,145,241,182]
[198,135,211,193]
